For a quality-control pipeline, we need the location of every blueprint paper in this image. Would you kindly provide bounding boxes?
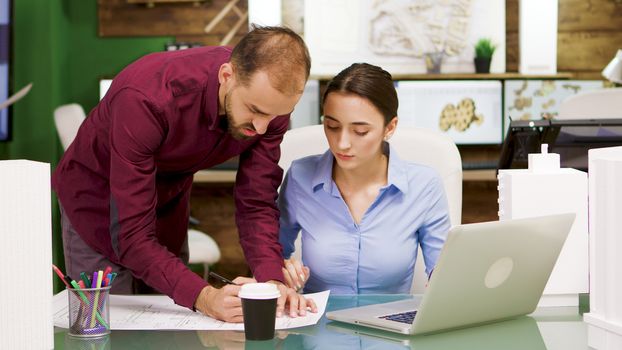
[54,290,330,330]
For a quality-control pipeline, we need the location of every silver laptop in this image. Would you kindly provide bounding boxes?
[326,214,575,335]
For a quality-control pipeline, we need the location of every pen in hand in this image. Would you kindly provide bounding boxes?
[208,271,240,286]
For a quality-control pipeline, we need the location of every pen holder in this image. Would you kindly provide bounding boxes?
[67,286,111,338]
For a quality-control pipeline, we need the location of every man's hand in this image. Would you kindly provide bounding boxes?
[282,257,310,291]
[194,276,256,323]
[267,280,318,318]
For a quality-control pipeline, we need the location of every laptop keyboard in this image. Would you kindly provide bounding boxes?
[378,310,417,324]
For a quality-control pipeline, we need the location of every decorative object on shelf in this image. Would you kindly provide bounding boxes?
[474,38,496,74]
[602,49,622,85]
[424,52,444,74]
[204,0,248,45]
[126,0,209,8]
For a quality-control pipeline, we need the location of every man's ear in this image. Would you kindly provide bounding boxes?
[218,62,234,85]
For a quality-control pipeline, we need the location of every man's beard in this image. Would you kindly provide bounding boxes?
[224,92,256,140]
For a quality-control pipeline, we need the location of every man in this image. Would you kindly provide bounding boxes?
[52,26,316,323]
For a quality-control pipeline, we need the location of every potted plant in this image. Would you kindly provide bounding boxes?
[474,38,496,73]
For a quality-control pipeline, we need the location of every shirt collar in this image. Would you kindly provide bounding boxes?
[205,75,226,131]
[311,150,338,195]
[385,142,409,194]
[204,48,232,132]
[310,142,409,195]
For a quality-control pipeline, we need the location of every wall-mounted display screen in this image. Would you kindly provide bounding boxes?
[396,80,503,145]
[503,79,607,139]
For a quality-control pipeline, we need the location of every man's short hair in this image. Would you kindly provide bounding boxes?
[231,25,311,95]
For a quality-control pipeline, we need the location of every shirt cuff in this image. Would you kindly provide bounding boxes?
[171,269,209,310]
[252,261,285,284]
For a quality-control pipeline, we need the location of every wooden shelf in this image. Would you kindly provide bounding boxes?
[310,72,574,81]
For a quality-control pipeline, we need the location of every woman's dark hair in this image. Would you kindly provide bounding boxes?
[322,63,398,125]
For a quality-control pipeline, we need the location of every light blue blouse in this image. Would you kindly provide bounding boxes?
[278,144,451,294]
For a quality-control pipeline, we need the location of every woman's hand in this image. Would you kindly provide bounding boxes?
[281,257,310,291]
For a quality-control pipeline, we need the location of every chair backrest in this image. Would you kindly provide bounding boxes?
[558,88,622,119]
[278,125,463,293]
[53,103,86,150]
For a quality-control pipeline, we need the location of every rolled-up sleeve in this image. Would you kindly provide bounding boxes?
[109,88,207,309]
[235,115,289,283]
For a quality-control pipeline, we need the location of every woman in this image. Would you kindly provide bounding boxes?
[279,63,451,294]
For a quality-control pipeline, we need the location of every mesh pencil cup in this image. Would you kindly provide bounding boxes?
[67,286,111,337]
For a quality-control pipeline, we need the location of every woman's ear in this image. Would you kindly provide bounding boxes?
[384,116,398,140]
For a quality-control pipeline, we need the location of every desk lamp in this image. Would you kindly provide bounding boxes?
[602,49,622,85]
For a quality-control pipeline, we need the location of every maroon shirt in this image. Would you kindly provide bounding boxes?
[52,46,288,309]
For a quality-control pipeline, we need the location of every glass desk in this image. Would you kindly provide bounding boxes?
[55,294,591,350]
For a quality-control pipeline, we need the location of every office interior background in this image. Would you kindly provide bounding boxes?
[1,0,621,291]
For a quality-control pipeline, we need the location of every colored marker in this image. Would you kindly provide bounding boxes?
[103,266,112,281]
[109,272,117,286]
[80,272,91,287]
[91,271,98,288]
[89,270,104,328]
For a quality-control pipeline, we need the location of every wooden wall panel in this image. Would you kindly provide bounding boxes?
[505,32,519,72]
[98,0,248,38]
[506,0,519,33]
[558,0,622,31]
[558,31,622,71]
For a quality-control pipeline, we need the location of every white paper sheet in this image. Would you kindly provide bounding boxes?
[54,290,330,330]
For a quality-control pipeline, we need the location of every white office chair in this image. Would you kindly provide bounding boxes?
[53,104,86,150]
[558,88,622,119]
[278,125,462,293]
[53,103,221,280]
[187,229,221,279]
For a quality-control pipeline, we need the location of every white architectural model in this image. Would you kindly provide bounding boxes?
[584,146,622,350]
[0,160,53,349]
[497,145,588,306]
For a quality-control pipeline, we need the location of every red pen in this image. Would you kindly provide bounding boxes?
[78,280,86,289]
[52,264,72,288]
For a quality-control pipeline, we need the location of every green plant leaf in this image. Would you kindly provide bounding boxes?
[474,38,497,59]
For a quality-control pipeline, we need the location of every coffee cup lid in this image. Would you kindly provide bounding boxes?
[238,283,281,299]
